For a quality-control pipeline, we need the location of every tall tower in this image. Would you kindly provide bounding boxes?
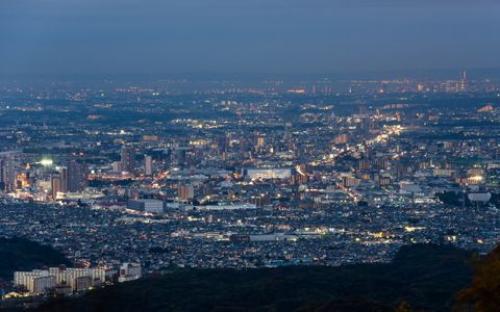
[144,155,153,176]
[0,158,5,191]
[460,70,468,92]
[68,160,87,192]
[59,166,68,193]
[51,174,62,200]
[1,156,17,192]
[121,145,134,174]
[178,184,194,202]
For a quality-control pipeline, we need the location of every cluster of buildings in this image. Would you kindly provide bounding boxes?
[11,263,141,296]
[0,76,497,285]
[0,155,87,202]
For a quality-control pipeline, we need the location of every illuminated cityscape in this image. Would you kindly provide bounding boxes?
[0,75,498,272]
[0,0,499,310]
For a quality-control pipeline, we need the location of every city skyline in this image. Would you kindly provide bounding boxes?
[0,1,498,310]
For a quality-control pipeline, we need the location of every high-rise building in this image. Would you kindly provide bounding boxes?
[144,155,153,176]
[51,174,62,200]
[15,267,106,294]
[172,147,187,167]
[1,156,17,192]
[59,167,68,193]
[111,161,122,173]
[460,70,468,92]
[14,271,56,295]
[178,184,194,202]
[255,135,265,149]
[218,135,229,154]
[0,158,6,191]
[293,164,308,185]
[127,199,164,213]
[121,145,134,174]
[68,160,87,192]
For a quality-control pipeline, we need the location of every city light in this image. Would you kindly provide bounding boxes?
[39,158,53,167]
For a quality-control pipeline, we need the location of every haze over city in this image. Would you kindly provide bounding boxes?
[1,0,500,77]
[0,1,499,311]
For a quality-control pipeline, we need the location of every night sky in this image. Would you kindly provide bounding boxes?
[1,0,499,77]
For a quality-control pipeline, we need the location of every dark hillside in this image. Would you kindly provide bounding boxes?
[0,237,70,280]
[37,244,475,312]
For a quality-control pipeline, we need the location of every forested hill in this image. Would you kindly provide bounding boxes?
[0,237,70,280]
[37,244,477,312]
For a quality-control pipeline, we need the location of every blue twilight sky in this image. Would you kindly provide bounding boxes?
[0,0,499,77]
